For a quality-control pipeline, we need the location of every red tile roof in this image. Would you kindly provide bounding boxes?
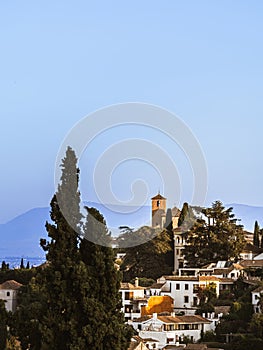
[134,314,210,324]
[120,282,145,290]
[151,194,166,200]
[0,280,22,290]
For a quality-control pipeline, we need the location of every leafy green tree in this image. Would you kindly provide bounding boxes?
[12,278,43,350]
[249,313,263,338]
[0,299,8,350]
[26,261,30,269]
[120,226,174,280]
[184,201,245,267]
[253,221,260,247]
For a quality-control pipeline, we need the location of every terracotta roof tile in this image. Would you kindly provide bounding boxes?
[252,285,263,293]
[162,276,199,281]
[240,260,263,268]
[0,280,22,290]
[148,283,166,289]
[151,193,166,200]
[120,282,145,290]
[199,276,221,282]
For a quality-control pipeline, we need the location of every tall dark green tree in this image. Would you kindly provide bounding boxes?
[39,147,87,349]
[253,221,260,247]
[12,278,43,350]
[178,202,196,231]
[184,201,245,267]
[1,261,8,271]
[178,202,189,227]
[20,258,25,269]
[79,207,132,350]
[260,229,263,249]
[0,300,7,350]
[36,147,131,350]
[165,208,173,232]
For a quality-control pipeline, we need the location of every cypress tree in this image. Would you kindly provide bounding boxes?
[260,229,263,249]
[39,146,85,349]
[178,202,195,231]
[165,208,173,232]
[37,147,131,349]
[1,261,7,271]
[253,221,260,247]
[0,300,7,350]
[20,258,25,269]
[79,207,132,349]
[178,202,189,227]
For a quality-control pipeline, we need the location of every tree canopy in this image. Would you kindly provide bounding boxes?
[184,201,245,267]
[13,147,131,350]
[120,226,174,280]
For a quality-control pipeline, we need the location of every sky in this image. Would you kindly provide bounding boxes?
[0,0,263,224]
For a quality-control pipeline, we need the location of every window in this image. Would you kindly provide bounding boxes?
[184,296,189,303]
[125,291,133,300]
[125,305,133,313]
[193,284,199,293]
[6,291,10,297]
[157,200,160,207]
[176,284,180,290]
[185,284,189,290]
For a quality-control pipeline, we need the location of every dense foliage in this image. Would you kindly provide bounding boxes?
[184,201,245,267]
[12,147,131,350]
[120,226,174,280]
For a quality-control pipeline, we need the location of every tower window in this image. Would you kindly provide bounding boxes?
[157,200,160,207]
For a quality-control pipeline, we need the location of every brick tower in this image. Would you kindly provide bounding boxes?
[151,193,167,228]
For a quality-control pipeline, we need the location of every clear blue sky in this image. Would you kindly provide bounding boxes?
[1,1,263,223]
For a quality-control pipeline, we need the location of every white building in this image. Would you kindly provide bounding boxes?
[0,280,22,312]
[146,274,235,316]
[179,261,244,281]
[120,279,147,321]
[132,313,211,348]
[253,252,263,260]
[240,243,263,260]
[251,285,263,313]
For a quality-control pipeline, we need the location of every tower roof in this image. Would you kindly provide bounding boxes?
[151,193,166,200]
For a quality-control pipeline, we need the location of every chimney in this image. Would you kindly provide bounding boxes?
[153,312,157,320]
[135,277,139,287]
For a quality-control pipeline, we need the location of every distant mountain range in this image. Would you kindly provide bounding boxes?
[0,202,262,257]
[226,203,263,231]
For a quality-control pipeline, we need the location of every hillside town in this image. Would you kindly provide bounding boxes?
[1,189,263,349]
